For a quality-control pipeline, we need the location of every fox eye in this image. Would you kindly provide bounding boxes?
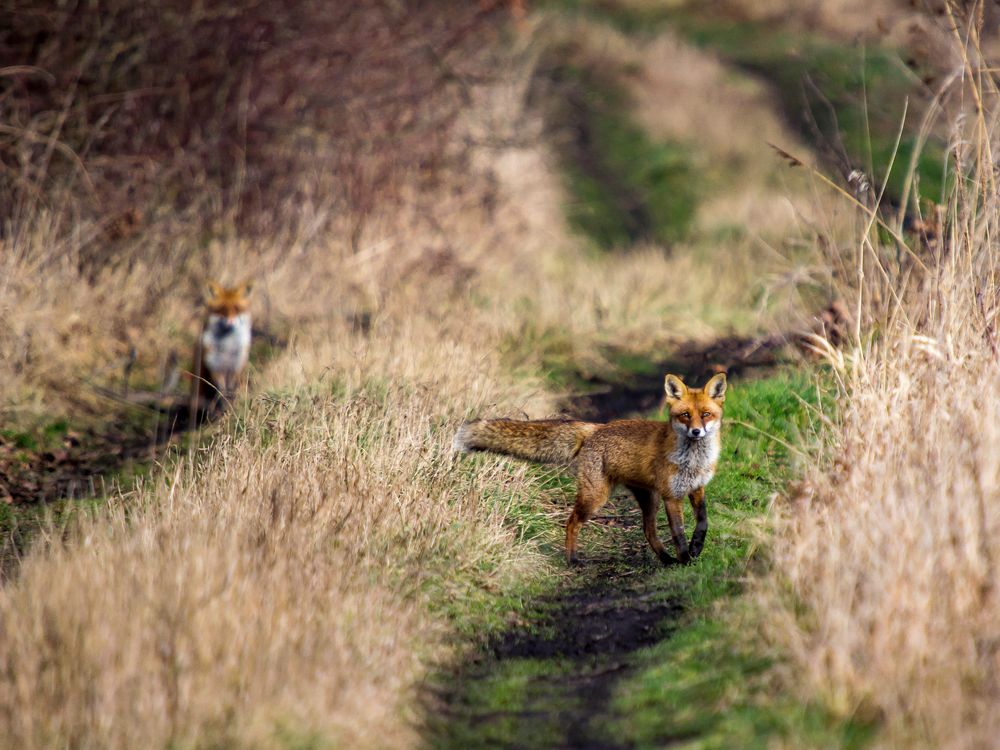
[701,411,712,419]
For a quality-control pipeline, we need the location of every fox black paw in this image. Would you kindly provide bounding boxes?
[657,551,680,566]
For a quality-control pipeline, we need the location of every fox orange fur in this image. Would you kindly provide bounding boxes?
[454,373,727,565]
[190,281,253,416]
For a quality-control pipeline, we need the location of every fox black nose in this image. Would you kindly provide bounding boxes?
[214,320,235,336]
[690,428,702,437]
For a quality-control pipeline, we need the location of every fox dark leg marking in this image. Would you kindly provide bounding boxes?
[663,496,691,564]
[189,345,222,425]
[630,485,676,565]
[565,473,611,565]
[688,487,708,559]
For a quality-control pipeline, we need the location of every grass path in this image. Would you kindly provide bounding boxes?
[424,369,869,748]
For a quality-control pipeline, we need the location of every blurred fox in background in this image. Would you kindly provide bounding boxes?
[190,281,253,417]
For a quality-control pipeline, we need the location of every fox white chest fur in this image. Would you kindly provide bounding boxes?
[202,312,252,378]
[668,432,720,498]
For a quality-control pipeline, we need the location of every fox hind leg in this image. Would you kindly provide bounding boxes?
[565,472,611,566]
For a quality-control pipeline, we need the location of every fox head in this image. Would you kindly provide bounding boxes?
[202,280,253,342]
[664,373,726,442]
[204,280,252,318]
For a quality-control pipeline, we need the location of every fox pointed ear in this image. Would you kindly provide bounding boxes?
[664,374,687,401]
[705,373,727,401]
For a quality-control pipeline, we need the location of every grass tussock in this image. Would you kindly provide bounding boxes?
[761,13,1000,745]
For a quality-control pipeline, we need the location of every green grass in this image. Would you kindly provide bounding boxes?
[612,617,875,750]
[542,56,700,250]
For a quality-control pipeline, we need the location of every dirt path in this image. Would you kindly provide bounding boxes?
[0,403,195,507]
[427,504,684,750]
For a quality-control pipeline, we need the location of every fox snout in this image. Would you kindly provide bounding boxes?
[688,427,704,439]
[213,318,236,337]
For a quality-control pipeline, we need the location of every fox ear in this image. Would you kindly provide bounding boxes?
[664,374,687,401]
[705,373,727,401]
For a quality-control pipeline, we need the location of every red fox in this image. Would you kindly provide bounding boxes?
[190,281,253,416]
[454,373,727,565]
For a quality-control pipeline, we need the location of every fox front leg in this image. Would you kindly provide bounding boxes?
[630,486,677,565]
[688,487,708,559]
[663,496,691,564]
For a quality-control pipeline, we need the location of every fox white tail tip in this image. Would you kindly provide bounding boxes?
[452,423,473,454]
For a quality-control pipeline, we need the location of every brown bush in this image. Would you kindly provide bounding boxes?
[0,1,506,246]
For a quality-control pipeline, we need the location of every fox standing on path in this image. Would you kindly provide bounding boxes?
[454,373,727,565]
[190,281,253,416]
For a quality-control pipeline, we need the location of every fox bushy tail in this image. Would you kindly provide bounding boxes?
[452,418,598,463]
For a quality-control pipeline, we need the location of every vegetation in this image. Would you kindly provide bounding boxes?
[759,29,1000,750]
[542,56,700,248]
[1,0,997,748]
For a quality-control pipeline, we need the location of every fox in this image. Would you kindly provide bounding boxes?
[190,280,253,417]
[453,373,727,565]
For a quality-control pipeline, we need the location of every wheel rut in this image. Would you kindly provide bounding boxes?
[426,503,685,750]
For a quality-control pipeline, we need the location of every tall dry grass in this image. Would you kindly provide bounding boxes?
[762,9,1000,746]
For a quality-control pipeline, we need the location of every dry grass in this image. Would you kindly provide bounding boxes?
[760,12,1000,746]
[628,30,817,238]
